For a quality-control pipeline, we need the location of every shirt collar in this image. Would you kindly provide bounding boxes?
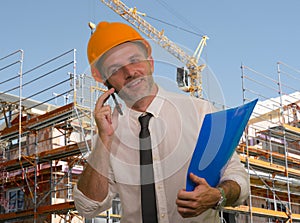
[146,86,165,118]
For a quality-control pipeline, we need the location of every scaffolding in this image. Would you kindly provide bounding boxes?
[1,46,300,223]
[230,62,300,222]
[0,49,122,223]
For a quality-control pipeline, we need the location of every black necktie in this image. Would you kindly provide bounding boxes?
[138,113,158,223]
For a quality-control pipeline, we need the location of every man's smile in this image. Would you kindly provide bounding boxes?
[126,78,144,89]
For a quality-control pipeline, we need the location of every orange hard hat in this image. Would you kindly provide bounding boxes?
[87,21,151,82]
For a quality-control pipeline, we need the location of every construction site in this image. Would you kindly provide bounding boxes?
[1,1,300,223]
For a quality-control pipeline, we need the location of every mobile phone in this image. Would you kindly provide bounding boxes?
[106,81,123,115]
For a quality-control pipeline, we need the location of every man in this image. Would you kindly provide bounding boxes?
[73,21,249,222]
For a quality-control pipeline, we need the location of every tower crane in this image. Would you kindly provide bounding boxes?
[99,0,208,98]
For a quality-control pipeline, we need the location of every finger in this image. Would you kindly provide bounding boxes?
[176,197,193,208]
[177,206,197,218]
[104,105,113,124]
[93,105,112,130]
[177,189,194,201]
[189,173,207,186]
[95,88,115,110]
[94,89,114,122]
[94,104,111,117]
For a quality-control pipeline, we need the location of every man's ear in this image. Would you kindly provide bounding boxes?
[104,81,112,89]
[91,66,104,83]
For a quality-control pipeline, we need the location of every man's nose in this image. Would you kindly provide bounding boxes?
[121,63,135,79]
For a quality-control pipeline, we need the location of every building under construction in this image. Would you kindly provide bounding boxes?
[1,47,300,223]
[1,8,300,223]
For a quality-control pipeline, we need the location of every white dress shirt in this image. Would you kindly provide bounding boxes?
[73,87,249,223]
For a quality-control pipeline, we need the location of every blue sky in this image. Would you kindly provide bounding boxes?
[1,0,300,107]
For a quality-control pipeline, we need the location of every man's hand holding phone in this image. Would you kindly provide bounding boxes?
[94,88,120,149]
[106,81,123,116]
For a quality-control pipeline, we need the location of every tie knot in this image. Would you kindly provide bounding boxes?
[138,113,153,129]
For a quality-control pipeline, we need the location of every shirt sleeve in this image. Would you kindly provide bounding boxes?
[73,184,115,218]
[73,135,116,218]
[219,152,249,206]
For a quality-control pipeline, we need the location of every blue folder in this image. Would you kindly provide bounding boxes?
[186,99,258,191]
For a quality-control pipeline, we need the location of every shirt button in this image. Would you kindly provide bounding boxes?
[161,213,165,218]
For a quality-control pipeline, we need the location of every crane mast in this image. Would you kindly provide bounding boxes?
[100,0,208,98]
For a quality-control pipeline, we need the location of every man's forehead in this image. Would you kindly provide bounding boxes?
[101,42,143,67]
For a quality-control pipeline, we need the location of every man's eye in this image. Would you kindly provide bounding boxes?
[130,58,142,64]
[109,68,121,76]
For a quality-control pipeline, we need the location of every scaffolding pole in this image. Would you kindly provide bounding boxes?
[241,64,254,223]
[240,62,300,222]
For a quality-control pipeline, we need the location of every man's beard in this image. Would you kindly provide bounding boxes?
[117,75,156,108]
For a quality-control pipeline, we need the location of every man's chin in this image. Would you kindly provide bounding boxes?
[119,93,144,105]
[118,80,156,106]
